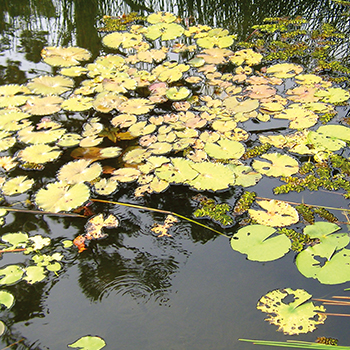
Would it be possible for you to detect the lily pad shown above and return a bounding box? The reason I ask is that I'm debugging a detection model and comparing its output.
[35,182,90,213]
[18,144,62,164]
[0,265,24,285]
[156,158,198,183]
[204,138,245,160]
[41,46,91,67]
[68,335,106,350]
[27,75,74,95]
[2,176,34,196]
[0,291,14,309]
[22,96,63,115]
[257,288,326,335]
[57,159,102,184]
[231,224,291,261]
[24,266,46,284]
[112,168,141,182]
[102,32,143,50]
[252,153,299,177]
[266,63,303,78]
[248,200,299,227]
[17,126,66,144]
[166,87,191,101]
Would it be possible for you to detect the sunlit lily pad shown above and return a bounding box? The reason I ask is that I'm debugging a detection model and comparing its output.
[2,176,34,196]
[248,199,299,227]
[102,32,143,50]
[187,161,235,191]
[56,133,82,147]
[27,75,74,95]
[252,153,299,177]
[41,46,91,67]
[223,96,259,114]
[0,265,24,285]
[228,165,262,187]
[315,87,350,104]
[59,66,88,77]
[123,148,149,164]
[24,266,46,284]
[61,96,94,112]
[17,126,66,144]
[257,288,326,335]
[112,168,141,182]
[147,142,173,155]
[18,144,62,164]
[0,110,31,131]
[265,63,303,78]
[22,96,63,115]
[0,290,14,309]
[274,106,318,129]
[166,87,191,101]
[147,12,177,24]
[118,98,154,115]
[156,158,198,183]
[68,335,106,350]
[35,181,90,212]
[128,121,156,136]
[204,138,245,160]
[94,178,118,195]
[231,225,290,261]
[57,159,102,184]
[145,23,185,41]
[196,28,235,48]
[230,49,263,66]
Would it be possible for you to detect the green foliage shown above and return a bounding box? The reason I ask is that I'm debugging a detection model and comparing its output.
[68,336,106,350]
[233,191,256,215]
[98,13,145,32]
[316,337,338,346]
[277,227,316,252]
[242,143,272,160]
[192,194,233,226]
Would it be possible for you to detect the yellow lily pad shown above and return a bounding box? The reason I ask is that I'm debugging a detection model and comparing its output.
[18,144,62,164]
[41,46,91,67]
[2,176,34,196]
[27,75,74,95]
[57,159,102,184]
[252,153,299,177]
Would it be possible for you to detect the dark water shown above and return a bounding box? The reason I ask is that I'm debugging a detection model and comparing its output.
[1,1,350,349]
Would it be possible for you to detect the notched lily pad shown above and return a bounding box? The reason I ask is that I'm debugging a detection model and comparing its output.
[231,224,291,261]
[252,153,299,177]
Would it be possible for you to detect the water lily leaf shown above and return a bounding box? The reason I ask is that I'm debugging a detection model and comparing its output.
[231,225,291,261]
[79,136,103,148]
[29,235,51,250]
[252,153,299,177]
[211,120,237,132]
[156,158,198,183]
[128,121,156,136]
[93,93,127,113]
[265,63,303,78]
[297,247,350,284]
[2,176,34,196]
[315,87,350,104]
[61,96,93,112]
[257,288,326,335]
[0,84,30,96]
[197,48,232,64]
[166,87,191,101]
[308,126,348,152]
[118,98,154,115]
[41,46,91,67]
[147,12,177,24]
[0,137,16,151]
[228,165,262,187]
[102,74,137,93]
[57,159,102,184]
[27,75,74,95]
[0,110,31,131]
[147,142,173,155]
[22,96,63,115]
[0,265,24,285]
[94,178,118,195]
[46,262,61,272]
[35,182,90,213]
[0,156,17,171]
[123,148,149,164]
[112,168,141,182]
[204,138,245,160]
[145,23,185,41]
[246,85,276,100]
[295,74,330,86]
[274,106,318,129]
[1,232,28,248]
[111,114,137,129]
[197,33,234,49]
[0,291,14,309]
[24,266,46,284]
[18,144,62,164]
[17,126,65,144]
[57,133,82,147]
[0,84,30,107]
[59,66,88,77]
[286,86,320,103]
[223,96,259,114]
[68,335,106,350]
[102,32,143,50]
[187,162,235,191]
[230,49,263,66]
[248,199,299,227]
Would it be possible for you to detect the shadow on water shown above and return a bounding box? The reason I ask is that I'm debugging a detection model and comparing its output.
[0,0,350,349]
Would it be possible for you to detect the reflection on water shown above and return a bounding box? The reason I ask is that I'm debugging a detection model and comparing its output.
[0,0,350,349]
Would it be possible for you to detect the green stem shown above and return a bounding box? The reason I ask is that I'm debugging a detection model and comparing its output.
[91,198,230,238]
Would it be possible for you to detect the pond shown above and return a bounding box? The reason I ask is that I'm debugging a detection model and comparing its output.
[0,1,350,349]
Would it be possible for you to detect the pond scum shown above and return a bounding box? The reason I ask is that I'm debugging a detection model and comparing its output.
[0,9,350,349]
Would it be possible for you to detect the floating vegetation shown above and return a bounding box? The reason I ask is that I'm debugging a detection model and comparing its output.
[192,194,234,226]
[233,191,256,215]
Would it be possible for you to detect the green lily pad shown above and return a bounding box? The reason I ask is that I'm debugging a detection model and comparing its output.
[24,266,46,284]
[187,161,235,191]
[29,235,51,250]
[68,335,106,350]
[166,87,191,101]
[155,158,198,183]
[252,153,299,177]
[145,23,185,41]
[228,165,262,187]
[0,291,14,309]
[231,224,291,261]
[2,176,34,196]
[257,288,326,335]
[0,265,24,285]
[204,138,245,160]
[35,182,90,213]
[57,159,102,184]
[315,87,350,104]
[1,232,28,248]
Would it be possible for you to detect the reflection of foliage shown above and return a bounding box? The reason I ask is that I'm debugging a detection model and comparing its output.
[192,194,234,226]
[19,30,48,63]
[98,12,146,32]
